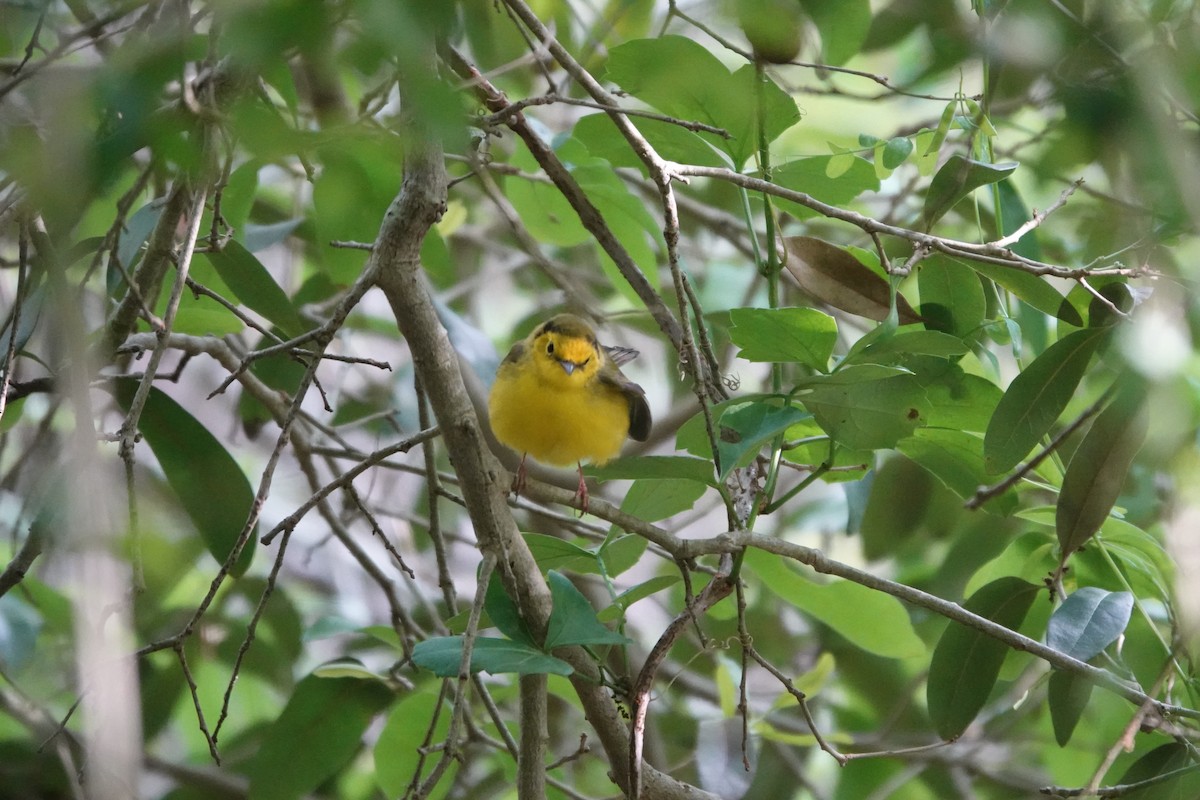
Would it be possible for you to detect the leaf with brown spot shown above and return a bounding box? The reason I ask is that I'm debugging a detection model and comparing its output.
[782,236,922,324]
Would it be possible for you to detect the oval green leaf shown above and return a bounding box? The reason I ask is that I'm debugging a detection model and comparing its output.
[411,636,573,677]
[983,327,1109,474]
[1048,668,1094,747]
[729,306,838,370]
[923,155,1019,229]
[246,668,394,800]
[1056,383,1148,559]
[918,256,985,339]
[115,383,257,575]
[927,577,1040,740]
[1046,587,1133,662]
[203,240,306,337]
[745,548,924,659]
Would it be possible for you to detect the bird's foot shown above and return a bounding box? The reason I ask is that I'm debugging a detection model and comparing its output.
[510,454,528,498]
[573,463,589,516]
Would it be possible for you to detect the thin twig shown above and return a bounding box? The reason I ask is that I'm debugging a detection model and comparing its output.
[992,179,1083,248]
[629,556,735,800]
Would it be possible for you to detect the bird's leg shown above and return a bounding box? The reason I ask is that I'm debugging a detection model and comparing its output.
[574,462,589,515]
[511,453,528,497]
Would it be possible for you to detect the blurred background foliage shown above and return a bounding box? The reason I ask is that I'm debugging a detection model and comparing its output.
[2,0,1200,799]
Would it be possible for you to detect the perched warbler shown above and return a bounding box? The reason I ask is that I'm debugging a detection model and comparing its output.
[487,314,652,512]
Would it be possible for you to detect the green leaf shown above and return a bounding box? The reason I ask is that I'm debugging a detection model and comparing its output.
[927,577,1040,740]
[1046,587,1133,662]
[806,364,912,384]
[1114,743,1200,800]
[923,155,1018,229]
[505,143,590,246]
[715,400,811,481]
[484,577,535,646]
[729,306,837,369]
[522,533,599,574]
[374,688,451,798]
[598,534,649,578]
[964,530,1057,596]
[918,256,986,339]
[899,428,1016,515]
[802,372,929,451]
[782,236,922,323]
[803,0,871,65]
[917,364,1003,433]
[916,101,957,175]
[983,327,1109,473]
[586,455,717,486]
[745,549,924,659]
[846,329,969,363]
[204,242,306,338]
[573,114,726,169]
[312,659,385,681]
[411,636,573,677]
[603,36,798,167]
[620,478,707,523]
[965,260,1081,325]
[114,384,256,575]
[772,156,880,220]
[858,455,938,560]
[1056,383,1148,559]
[574,157,662,288]
[597,575,681,623]
[246,669,393,800]
[544,571,630,649]
[995,178,1043,261]
[1048,668,1094,747]
[881,136,914,169]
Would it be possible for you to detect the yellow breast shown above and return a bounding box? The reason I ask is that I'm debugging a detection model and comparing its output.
[488,358,630,467]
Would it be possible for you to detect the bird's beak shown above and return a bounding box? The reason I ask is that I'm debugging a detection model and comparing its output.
[558,360,577,375]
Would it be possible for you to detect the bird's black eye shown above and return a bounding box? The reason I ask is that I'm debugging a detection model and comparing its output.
[546,341,555,355]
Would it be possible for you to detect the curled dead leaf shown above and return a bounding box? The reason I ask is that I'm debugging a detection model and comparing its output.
[782,236,922,324]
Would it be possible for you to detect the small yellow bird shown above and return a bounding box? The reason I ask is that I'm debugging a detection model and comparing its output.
[488,314,652,512]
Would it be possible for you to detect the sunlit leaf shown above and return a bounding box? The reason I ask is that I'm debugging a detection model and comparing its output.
[598,575,681,623]
[729,306,837,369]
[604,36,798,167]
[772,156,880,220]
[522,533,599,575]
[374,687,451,798]
[923,155,1018,229]
[899,428,1016,515]
[587,455,717,486]
[745,549,924,659]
